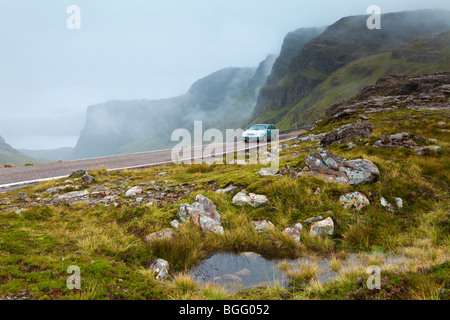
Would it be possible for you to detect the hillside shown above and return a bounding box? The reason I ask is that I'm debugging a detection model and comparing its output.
[248,9,450,127]
[71,55,276,159]
[0,136,37,167]
[0,72,448,300]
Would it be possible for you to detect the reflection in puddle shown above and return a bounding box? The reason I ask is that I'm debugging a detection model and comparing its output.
[190,252,290,293]
[190,251,408,294]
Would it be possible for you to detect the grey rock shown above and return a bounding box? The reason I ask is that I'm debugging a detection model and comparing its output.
[232,191,269,207]
[283,223,303,243]
[149,259,169,280]
[125,186,143,197]
[310,217,334,237]
[252,220,275,233]
[339,192,370,211]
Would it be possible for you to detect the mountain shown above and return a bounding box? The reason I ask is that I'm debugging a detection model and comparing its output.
[72,55,276,159]
[0,135,37,167]
[248,9,450,128]
[247,26,326,125]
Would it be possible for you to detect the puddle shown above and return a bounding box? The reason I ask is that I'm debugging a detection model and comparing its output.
[190,252,290,293]
[190,251,410,294]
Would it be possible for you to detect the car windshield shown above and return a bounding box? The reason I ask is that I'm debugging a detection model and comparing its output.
[248,125,267,130]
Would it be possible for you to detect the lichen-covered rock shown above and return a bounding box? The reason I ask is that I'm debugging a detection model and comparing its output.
[144,228,174,243]
[310,217,334,237]
[56,190,89,200]
[82,172,95,184]
[339,192,370,211]
[176,194,223,234]
[283,223,303,243]
[232,191,269,207]
[149,259,169,280]
[380,197,394,212]
[170,220,180,228]
[394,197,403,209]
[304,216,324,225]
[215,185,238,194]
[125,186,143,197]
[319,121,373,147]
[255,169,281,177]
[252,220,275,233]
[294,150,379,186]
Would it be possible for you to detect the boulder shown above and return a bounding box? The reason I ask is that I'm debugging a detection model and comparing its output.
[295,150,379,186]
[215,185,238,194]
[297,133,326,142]
[144,228,174,243]
[125,186,143,197]
[149,259,169,280]
[339,192,370,211]
[414,146,442,154]
[81,173,95,184]
[69,169,87,178]
[56,190,89,200]
[310,217,334,237]
[255,169,281,177]
[319,121,373,147]
[232,191,269,207]
[283,223,303,243]
[304,216,324,225]
[176,194,223,234]
[252,220,275,233]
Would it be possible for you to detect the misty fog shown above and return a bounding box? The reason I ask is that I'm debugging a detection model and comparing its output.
[1,0,450,154]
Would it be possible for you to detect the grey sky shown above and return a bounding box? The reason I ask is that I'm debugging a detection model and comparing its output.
[1,0,449,149]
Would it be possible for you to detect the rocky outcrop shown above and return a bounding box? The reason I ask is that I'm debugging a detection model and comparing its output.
[374,132,442,154]
[249,10,450,127]
[177,194,223,234]
[292,150,379,186]
[327,72,450,122]
[319,121,373,147]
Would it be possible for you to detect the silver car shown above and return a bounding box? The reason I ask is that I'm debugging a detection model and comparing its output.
[242,124,277,143]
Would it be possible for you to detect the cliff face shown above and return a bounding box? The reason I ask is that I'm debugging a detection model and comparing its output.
[249,9,450,127]
[247,27,326,124]
[71,55,276,159]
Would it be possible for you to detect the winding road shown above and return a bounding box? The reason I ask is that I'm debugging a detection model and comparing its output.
[0,132,303,190]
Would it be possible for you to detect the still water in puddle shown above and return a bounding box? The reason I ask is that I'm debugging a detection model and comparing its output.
[190,251,405,293]
[190,252,290,293]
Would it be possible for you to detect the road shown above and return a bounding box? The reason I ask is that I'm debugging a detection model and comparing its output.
[0,132,302,190]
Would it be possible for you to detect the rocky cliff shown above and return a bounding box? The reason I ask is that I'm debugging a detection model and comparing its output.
[249,9,450,127]
[72,55,276,159]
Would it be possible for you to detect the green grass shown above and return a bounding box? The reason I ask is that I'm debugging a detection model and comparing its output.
[0,107,448,300]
